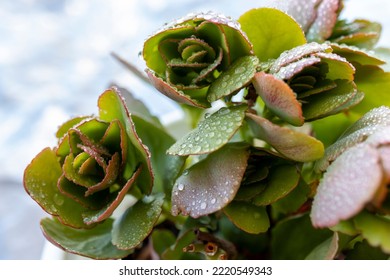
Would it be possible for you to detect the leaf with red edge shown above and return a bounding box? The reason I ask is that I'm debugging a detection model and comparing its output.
[311,143,383,228]
[171,143,250,218]
[24,148,92,229]
[98,87,154,194]
[246,113,324,162]
[252,71,304,126]
[306,0,341,42]
[41,217,132,259]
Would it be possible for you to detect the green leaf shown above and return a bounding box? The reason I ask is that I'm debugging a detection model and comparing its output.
[56,116,90,139]
[223,201,269,234]
[331,43,385,66]
[168,105,247,156]
[146,70,209,108]
[316,106,390,172]
[253,164,300,206]
[345,240,390,260]
[252,71,304,126]
[352,65,390,114]
[162,230,197,260]
[331,220,360,236]
[41,218,132,259]
[305,232,339,260]
[132,115,185,196]
[171,143,250,218]
[246,113,324,162]
[23,148,90,228]
[302,80,358,121]
[111,194,164,250]
[271,214,333,259]
[151,229,177,257]
[238,8,306,62]
[354,212,390,254]
[98,88,153,194]
[207,56,258,102]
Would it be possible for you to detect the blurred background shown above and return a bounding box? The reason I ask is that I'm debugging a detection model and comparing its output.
[0,0,389,259]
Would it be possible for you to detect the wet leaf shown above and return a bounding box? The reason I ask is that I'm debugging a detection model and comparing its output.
[24,148,91,228]
[171,143,250,218]
[306,0,341,42]
[270,42,331,74]
[98,87,153,194]
[305,232,339,260]
[278,0,321,32]
[111,194,164,250]
[207,56,258,102]
[238,8,306,62]
[223,201,269,234]
[56,116,90,139]
[41,218,132,259]
[316,106,390,171]
[253,165,300,206]
[168,105,247,156]
[302,80,358,121]
[352,65,390,114]
[354,211,390,254]
[252,71,304,126]
[246,113,324,162]
[331,43,385,66]
[311,144,383,228]
[271,214,333,259]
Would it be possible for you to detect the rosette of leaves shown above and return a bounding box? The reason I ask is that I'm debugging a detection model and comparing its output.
[143,11,255,108]
[23,87,182,259]
[252,42,362,126]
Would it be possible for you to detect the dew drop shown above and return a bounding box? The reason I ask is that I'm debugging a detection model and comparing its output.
[183,169,189,176]
[178,183,185,191]
[200,202,207,210]
[221,81,228,88]
[193,145,202,153]
[211,198,217,204]
[218,107,230,115]
[53,194,64,206]
[204,113,211,119]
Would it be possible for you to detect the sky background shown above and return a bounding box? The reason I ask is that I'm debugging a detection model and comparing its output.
[1,0,389,259]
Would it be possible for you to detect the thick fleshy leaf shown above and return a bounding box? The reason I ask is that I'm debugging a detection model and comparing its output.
[271,214,333,259]
[82,166,142,225]
[353,211,390,254]
[331,43,385,66]
[171,143,250,218]
[274,57,322,81]
[253,164,300,206]
[270,42,331,73]
[316,106,390,171]
[252,72,304,126]
[207,56,258,102]
[168,105,247,156]
[223,201,269,234]
[238,8,306,62]
[132,115,185,195]
[111,194,164,250]
[162,230,197,260]
[313,52,355,81]
[246,113,324,162]
[306,0,340,42]
[98,87,153,194]
[24,148,91,228]
[352,65,390,114]
[305,232,339,260]
[56,116,90,139]
[302,80,358,121]
[311,144,383,228]
[151,229,177,257]
[41,218,132,259]
[146,70,209,108]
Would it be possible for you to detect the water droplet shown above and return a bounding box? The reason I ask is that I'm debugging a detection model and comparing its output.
[208,132,215,137]
[200,202,207,209]
[53,194,64,206]
[193,145,202,153]
[218,107,230,115]
[204,113,211,119]
[254,212,261,220]
[183,169,189,176]
[211,198,217,204]
[221,81,227,88]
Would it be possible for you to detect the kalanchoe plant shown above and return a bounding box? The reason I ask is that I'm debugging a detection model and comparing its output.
[25,0,390,260]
